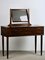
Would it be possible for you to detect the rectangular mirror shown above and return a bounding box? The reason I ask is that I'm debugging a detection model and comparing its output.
[10,9,29,22]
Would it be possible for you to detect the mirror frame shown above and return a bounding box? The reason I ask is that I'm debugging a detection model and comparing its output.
[10,9,31,25]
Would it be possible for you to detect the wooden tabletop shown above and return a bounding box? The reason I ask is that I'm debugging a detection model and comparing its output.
[1,24,44,28]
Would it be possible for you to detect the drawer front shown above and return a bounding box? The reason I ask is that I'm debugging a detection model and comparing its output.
[7,27,44,36]
[16,27,44,35]
[1,27,44,36]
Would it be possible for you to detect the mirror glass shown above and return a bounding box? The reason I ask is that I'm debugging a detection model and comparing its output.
[11,9,28,22]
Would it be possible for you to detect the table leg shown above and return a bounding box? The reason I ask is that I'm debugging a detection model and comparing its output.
[7,37,9,59]
[35,35,37,54]
[2,36,4,56]
[41,35,43,56]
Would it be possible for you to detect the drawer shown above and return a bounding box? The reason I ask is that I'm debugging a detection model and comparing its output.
[1,26,44,36]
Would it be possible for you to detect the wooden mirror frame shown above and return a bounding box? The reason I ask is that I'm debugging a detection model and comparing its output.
[9,9,31,25]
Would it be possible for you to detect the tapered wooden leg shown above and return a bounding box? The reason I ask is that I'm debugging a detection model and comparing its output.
[35,35,37,54]
[7,37,9,59]
[41,35,43,56]
[2,36,4,56]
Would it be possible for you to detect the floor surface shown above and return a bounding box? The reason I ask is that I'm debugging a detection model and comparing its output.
[0,51,45,60]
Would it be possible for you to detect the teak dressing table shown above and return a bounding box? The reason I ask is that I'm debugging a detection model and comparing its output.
[1,9,44,59]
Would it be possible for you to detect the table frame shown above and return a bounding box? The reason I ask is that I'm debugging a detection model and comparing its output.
[2,35,43,59]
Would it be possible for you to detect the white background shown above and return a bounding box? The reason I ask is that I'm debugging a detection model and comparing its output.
[0,0,45,51]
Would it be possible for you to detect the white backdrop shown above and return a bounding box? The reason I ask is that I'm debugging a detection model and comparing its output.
[0,0,45,51]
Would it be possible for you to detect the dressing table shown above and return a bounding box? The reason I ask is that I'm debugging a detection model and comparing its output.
[1,9,44,59]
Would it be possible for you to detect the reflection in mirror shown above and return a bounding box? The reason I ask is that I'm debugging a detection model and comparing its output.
[11,9,28,22]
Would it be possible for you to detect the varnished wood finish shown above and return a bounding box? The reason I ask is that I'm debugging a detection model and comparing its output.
[35,35,37,54]
[41,35,43,56]
[1,9,44,59]
[1,25,44,59]
[7,37,9,59]
[10,9,12,25]
[1,25,44,37]
[2,36,4,56]
[26,9,30,24]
